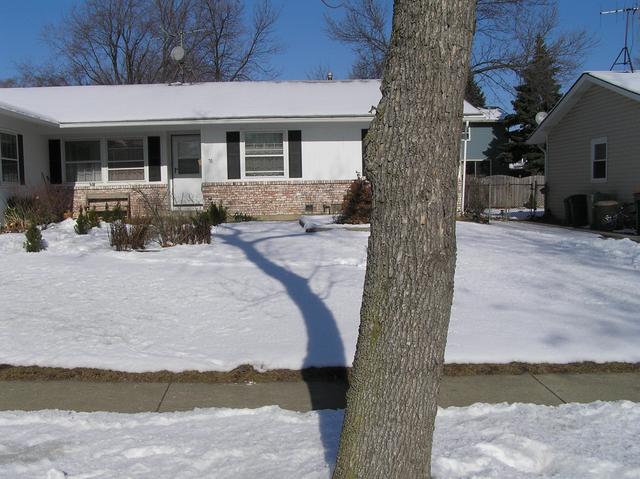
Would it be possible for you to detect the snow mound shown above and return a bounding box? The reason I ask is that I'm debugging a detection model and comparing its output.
[0,402,638,478]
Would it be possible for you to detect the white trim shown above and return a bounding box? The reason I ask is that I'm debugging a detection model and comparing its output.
[590,137,608,183]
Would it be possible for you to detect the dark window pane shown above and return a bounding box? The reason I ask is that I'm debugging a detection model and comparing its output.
[2,159,18,183]
[65,141,101,163]
[594,143,607,161]
[108,138,143,165]
[0,133,17,160]
[593,160,606,179]
[245,132,284,155]
[178,157,200,175]
[245,155,284,176]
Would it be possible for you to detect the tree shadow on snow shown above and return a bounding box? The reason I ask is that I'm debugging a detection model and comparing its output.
[219,225,349,465]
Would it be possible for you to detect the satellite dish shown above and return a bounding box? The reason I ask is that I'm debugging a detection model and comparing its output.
[535,111,548,125]
[170,45,185,62]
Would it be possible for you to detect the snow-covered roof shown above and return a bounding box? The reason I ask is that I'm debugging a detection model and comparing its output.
[529,71,640,144]
[0,79,492,127]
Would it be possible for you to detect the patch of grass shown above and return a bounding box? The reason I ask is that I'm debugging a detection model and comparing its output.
[0,362,638,383]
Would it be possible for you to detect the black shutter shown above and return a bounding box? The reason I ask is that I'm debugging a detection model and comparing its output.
[147,136,161,182]
[288,130,302,178]
[226,131,241,179]
[48,139,62,184]
[361,129,369,176]
[17,134,25,185]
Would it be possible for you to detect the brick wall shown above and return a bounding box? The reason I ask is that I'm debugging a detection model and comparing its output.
[56,184,169,217]
[202,180,353,216]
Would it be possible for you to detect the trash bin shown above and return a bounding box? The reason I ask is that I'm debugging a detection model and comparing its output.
[563,194,588,227]
[635,198,640,235]
[563,197,573,226]
[593,200,619,231]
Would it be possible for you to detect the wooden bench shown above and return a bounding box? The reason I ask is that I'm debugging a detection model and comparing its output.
[85,192,130,216]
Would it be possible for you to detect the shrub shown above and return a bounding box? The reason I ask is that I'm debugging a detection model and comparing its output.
[2,187,69,232]
[232,212,256,223]
[74,208,91,235]
[86,207,101,229]
[207,202,228,225]
[191,211,212,244]
[100,203,127,223]
[108,219,150,251]
[336,177,372,224]
[24,223,44,252]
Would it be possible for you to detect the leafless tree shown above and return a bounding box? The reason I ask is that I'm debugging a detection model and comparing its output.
[4,0,281,86]
[324,0,594,95]
[324,0,390,79]
[197,0,281,81]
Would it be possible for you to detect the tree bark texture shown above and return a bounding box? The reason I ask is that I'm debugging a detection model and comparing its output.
[332,1,476,478]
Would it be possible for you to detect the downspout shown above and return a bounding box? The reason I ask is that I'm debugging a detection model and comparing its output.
[460,121,469,214]
[536,135,548,215]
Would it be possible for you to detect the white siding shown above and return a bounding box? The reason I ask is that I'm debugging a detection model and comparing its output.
[200,121,369,182]
[547,84,640,218]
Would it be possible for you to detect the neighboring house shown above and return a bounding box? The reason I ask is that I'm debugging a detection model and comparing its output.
[458,106,505,213]
[528,71,640,221]
[0,80,499,220]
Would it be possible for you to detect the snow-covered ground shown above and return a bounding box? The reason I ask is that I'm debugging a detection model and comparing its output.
[0,401,638,478]
[1,218,639,371]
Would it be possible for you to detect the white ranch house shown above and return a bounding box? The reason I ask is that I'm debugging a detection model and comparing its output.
[0,80,501,220]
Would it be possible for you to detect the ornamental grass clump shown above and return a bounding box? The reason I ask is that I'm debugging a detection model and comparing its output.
[24,223,44,252]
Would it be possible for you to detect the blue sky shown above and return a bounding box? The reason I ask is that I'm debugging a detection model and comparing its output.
[0,0,638,107]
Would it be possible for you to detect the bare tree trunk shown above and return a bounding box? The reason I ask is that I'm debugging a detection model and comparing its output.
[332,1,476,478]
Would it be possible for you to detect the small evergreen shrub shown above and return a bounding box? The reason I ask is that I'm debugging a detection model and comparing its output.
[336,177,372,224]
[231,212,256,222]
[100,203,127,223]
[87,207,101,229]
[74,208,91,235]
[24,223,44,252]
[207,202,228,225]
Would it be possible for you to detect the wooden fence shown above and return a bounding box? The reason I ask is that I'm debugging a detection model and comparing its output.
[465,175,545,211]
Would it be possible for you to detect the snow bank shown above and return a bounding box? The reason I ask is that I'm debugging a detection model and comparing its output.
[0,402,638,478]
[299,215,370,232]
[1,219,639,371]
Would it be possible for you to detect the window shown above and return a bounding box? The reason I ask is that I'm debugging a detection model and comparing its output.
[65,140,102,182]
[244,132,285,177]
[108,138,144,181]
[591,138,607,181]
[1,132,19,183]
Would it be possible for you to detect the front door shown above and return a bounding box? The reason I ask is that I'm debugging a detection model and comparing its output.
[171,134,203,207]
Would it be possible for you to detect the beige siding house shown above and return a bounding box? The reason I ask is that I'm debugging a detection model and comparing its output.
[529,72,640,221]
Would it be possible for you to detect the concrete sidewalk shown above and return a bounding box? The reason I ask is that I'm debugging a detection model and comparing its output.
[0,373,638,413]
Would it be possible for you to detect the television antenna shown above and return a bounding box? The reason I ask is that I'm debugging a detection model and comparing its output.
[162,28,207,83]
[601,6,640,72]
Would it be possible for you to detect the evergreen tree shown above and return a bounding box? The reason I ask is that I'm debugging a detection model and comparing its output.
[501,35,561,174]
[465,73,486,108]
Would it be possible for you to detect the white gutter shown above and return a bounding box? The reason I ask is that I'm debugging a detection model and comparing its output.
[0,101,59,127]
